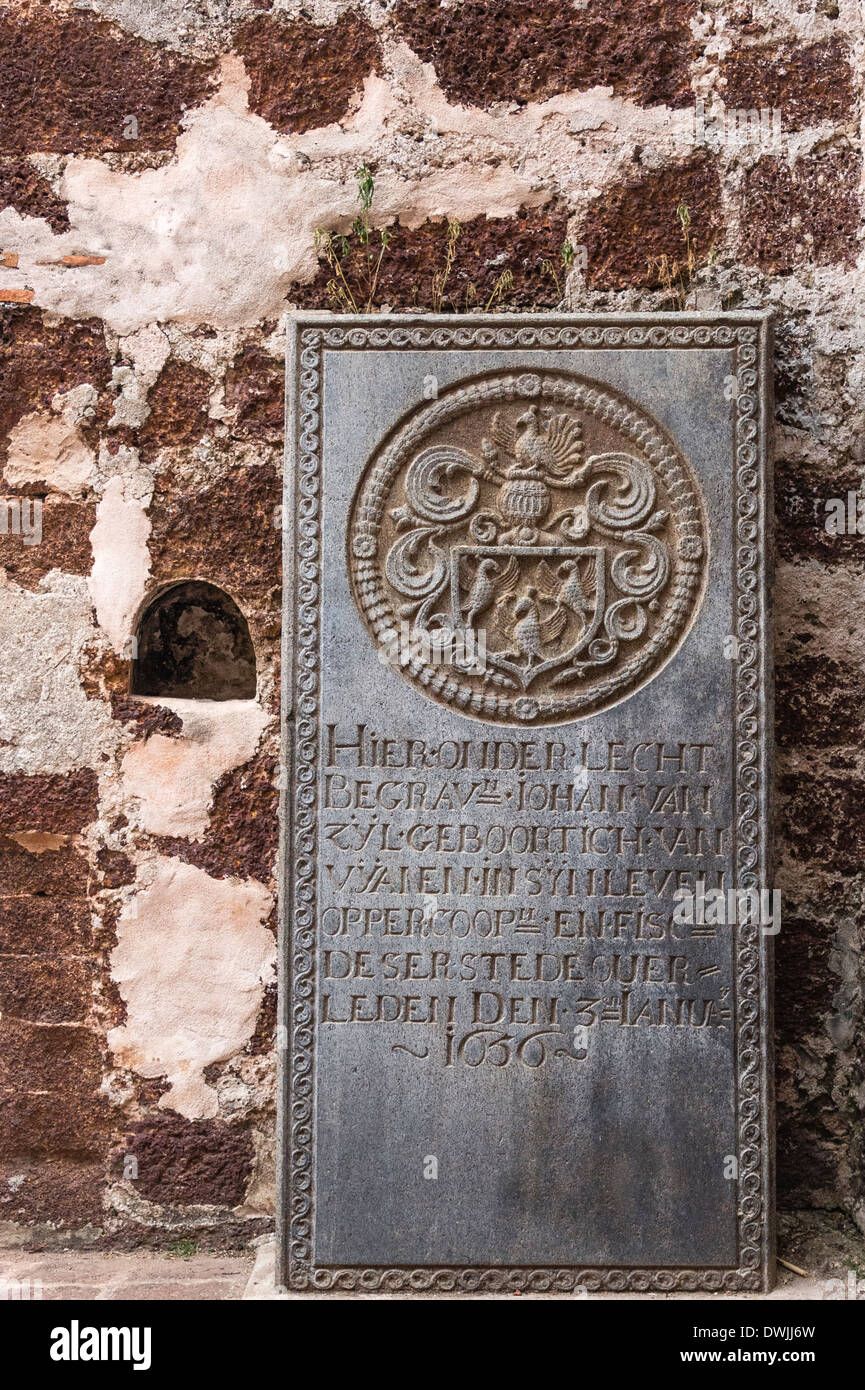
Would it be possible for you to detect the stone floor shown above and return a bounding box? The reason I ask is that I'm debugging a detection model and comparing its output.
[0,1250,254,1301]
[1,1211,861,1301]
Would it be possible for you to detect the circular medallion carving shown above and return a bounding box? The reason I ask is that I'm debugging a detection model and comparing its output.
[348,370,708,725]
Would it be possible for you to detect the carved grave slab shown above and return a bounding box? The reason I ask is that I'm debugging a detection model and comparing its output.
[280,313,774,1294]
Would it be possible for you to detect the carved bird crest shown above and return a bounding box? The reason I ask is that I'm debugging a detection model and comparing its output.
[485,405,586,483]
[537,558,596,618]
[460,554,520,628]
[503,586,568,663]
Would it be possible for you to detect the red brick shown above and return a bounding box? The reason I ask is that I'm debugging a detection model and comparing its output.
[0,498,96,589]
[0,956,93,1024]
[777,656,865,749]
[0,1089,110,1159]
[147,465,281,611]
[0,897,93,954]
[0,1019,102,1093]
[775,455,863,565]
[722,38,854,132]
[0,8,216,154]
[579,155,722,290]
[94,849,136,890]
[0,307,111,462]
[235,11,381,134]
[135,358,213,456]
[224,344,284,443]
[774,913,837,1049]
[296,203,571,313]
[119,1116,254,1207]
[740,147,860,274]
[246,980,276,1056]
[0,835,90,896]
[396,0,697,110]
[109,695,184,738]
[779,771,865,878]
[0,1157,105,1227]
[0,156,69,231]
[0,770,98,834]
[154,752,278,885]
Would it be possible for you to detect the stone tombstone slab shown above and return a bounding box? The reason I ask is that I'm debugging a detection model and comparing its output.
[280,313,774,1294]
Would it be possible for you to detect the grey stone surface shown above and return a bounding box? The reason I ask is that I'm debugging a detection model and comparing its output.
[280,314,774,1295]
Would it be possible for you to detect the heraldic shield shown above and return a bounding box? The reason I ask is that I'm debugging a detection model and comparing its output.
[450,545,606,691]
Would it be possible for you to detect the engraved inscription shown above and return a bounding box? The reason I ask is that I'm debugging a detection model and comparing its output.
[349,371,708,725]
[321,726,732,1073]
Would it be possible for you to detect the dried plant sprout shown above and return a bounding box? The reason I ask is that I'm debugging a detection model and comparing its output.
[540,237,577,298]
[430,219,461,313]
[648,200,716,311]
[314,164,393,314]
[313,168,576,314]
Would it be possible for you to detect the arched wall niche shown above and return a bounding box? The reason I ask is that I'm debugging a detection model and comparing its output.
[130,580,257,700]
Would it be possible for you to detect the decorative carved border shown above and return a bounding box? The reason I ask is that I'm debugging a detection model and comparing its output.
[284,316,772,1294]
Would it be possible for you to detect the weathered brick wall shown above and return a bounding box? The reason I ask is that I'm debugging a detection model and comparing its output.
[0,0,862,1247]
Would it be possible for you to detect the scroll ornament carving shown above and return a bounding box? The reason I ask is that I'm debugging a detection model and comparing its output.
[350,372,707,725]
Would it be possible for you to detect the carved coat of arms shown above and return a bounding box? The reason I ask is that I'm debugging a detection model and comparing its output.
[350,372,706,725]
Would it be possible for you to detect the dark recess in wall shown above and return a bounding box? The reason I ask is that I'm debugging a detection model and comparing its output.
[131,581,257,700]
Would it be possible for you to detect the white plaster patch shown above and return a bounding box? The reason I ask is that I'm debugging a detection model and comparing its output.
[88,474,152,652]
[0,49,675,334]
[4,410,95,496]
[119,698,270,838]
[109,323,172,429]
[108,857,275,1119]
[0,583,118,774]
[122,323,172,383]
